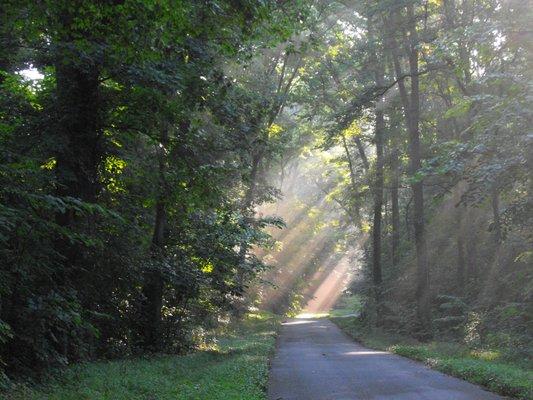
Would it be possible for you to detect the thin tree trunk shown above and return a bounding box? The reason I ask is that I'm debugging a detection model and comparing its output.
[405,196,412,242]
[341,134,362,226]
[372,107,384,289]
[141,123,170,351]
[367,18,386,322]
[491,186,502,243]
[354,137,369,171]
[456,207,466,294]
[234,148,264,310]
[371,54,385,293]
[239,153,261,235]
[466,233,478,283]
[406,4,431,335]
[390,148,401,267]
[526,134,533,210]
[387,6,431,334]
[342,134,359,185]
[142,201,166,350]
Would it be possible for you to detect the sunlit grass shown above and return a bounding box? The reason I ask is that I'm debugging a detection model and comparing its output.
[295,312,330,318]
[296,295,363,319]
[328,295,363,317]
[470,349,501,361]
[5,313,280,400]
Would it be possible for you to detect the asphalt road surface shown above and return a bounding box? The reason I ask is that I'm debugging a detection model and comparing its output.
[268,318,504,400]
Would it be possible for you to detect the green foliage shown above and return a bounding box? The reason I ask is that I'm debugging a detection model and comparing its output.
[3,313,280,400]
[0,0,309,382]
[328,295,363,318]
[432,295,468,335]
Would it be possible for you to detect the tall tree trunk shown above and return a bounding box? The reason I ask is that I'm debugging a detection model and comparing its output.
[55,59,101,208]
[526,133,533,211]
[354,137,370,171]
[238,151,262,266]
[142,201,166,350]
[387,6,431,335]
[390,146,401,267]
[54,35,101,292]
[341,134,363,225]
[387,63,402,267]
[406,4,431,335]
[233,148,264,317]
[491,186,502,244]
[372,107,384,295]
[405,196,412,242]
[54,7,102,208]
[49,7,104,361]
[368,18,385,321]
[371,64,385,293]
[466,233,478,283]
[141,124,169,351]
[456,207,466,294]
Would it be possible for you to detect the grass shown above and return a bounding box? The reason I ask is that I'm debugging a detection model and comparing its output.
[330,314,533,400]
[328,295,363,318]
[4,312,280,400]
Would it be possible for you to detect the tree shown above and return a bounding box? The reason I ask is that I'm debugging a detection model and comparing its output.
[383,3,431,335]
[0,0,307,377]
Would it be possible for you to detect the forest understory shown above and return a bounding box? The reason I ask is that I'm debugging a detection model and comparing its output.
[4,313,279,400]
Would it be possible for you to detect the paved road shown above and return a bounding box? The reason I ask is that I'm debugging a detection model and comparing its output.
[268,318,504,400]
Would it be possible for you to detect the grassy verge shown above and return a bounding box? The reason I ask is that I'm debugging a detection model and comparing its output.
[330,315,532,400]
[4,312,280,400]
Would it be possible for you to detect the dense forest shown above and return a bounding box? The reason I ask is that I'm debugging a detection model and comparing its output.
[257,0,531,356]
[0,0,531,394]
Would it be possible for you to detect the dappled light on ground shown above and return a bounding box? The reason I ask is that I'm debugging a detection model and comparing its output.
[295,312,329,319]
[343,350,388,356]
[282,319,315,325]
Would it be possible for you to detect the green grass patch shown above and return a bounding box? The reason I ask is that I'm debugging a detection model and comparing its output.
[295,295,363,319]
[330,316,533,400]
[328,295,363,318]
[4,312,280,400]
